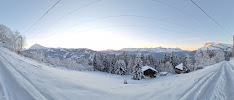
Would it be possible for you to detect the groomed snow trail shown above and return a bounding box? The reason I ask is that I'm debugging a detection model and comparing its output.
[0,47,233,100]
[179,62,234,100]
[0,52,48,100]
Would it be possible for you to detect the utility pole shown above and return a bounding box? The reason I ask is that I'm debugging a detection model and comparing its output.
[233,35,234,56]
[20,36,22,57]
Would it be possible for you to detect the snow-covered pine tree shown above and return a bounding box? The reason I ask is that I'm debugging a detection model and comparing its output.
[132,54,144,80]
[102,55,110,72]
[158,60,165,72]
[93,54,98,70]
[202,51,210,66]
[170,52,179,68]
[182,54,193,73]
[165,62,175,74]
[153,56,159,70]
[214,50,225,63]
[115,59,127,75]
[93,54,104,71]
[225,50,233,61]
[194,50,203,70]
[127,57,135,75]
[146,54,154,67]
[140,53,146,66]
[109,54,116,74]
[175,55,179,66]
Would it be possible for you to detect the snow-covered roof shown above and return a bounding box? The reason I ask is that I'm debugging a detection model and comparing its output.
[175,63,183,70]
[142,66,158,72]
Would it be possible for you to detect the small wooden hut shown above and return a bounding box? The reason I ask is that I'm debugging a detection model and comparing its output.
[175,63,183,74]
[142,66,158,78]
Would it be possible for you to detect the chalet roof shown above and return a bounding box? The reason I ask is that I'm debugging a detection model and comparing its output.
[175,63,183,70]
[142,66,158,73]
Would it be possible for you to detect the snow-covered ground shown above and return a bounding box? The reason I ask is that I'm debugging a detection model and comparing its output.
[0,46,234,100]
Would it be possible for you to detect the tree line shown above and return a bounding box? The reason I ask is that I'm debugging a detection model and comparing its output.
[93,49,229,80]
[0,24,26,53]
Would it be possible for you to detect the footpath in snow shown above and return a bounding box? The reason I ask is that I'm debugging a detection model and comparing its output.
[0,47,233,100]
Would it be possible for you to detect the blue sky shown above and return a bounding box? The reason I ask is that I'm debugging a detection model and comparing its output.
[0,0,233,50]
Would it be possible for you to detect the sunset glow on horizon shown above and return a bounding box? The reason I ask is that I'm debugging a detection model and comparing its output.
[1,0,233,51]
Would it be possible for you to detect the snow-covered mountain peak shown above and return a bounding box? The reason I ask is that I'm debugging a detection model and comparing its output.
[28,44,47,50]
[199,42,232,51]
[120,47,185,53]
[204,42,219,47]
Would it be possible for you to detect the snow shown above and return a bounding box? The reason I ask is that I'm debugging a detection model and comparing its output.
[159,72,168,75]
[0,46,234,100]
[175,63,183,70]
[142,66,157,72]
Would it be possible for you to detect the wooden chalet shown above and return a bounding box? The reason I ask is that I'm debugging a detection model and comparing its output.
[175,63,183,74]
[142,66,158,78]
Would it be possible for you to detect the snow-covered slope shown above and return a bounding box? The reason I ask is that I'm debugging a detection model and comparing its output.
[199,42,232,51]
[0,46,233,100]
[28,44,47,50]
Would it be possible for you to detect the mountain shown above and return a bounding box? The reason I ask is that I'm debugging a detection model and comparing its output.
[120,47,186,53]
[25,44,191,61]
[28,44,47,50]
[199,42,232,52]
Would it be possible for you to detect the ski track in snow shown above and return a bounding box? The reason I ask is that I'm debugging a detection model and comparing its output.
[0,47,234,100]
[179,62,234,100]
[0,52,48,100]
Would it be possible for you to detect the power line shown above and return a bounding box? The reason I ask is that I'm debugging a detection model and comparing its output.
[152,0,231,42]
[152,0,200,22]
[29,14,208,40]
[24,0,61,34]
[42,24,207,43]
[27,0,103,40]
[191,0,232,36]
[151,0,222,39]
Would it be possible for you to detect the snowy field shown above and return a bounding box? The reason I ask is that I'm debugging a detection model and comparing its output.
[0,46,234,100]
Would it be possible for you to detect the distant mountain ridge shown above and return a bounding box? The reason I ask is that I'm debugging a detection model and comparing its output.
[120,47,186,53]
[199,42,232,52]
[26,44,191,61]
[28,44,47,50]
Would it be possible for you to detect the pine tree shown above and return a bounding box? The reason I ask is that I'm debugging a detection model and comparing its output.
[109,54,116,74]
[140,53,146,66]
[202,51,210,66]
[182,54,193,73]
[153,56,159,70]
[127,57,135,75]
[214,50,225,63]
[146,54,154,67]
[115,59,127,75]
[165,62,175,74]
[93,54,98,71]
[170,52,178,67]
[132,54,144,80]
[194,50,202,70]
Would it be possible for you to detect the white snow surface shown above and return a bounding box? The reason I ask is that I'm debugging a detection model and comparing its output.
[175,63,183,70]
[0,47,234,100]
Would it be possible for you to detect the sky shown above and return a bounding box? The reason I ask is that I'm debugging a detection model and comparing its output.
[0,0,234,51]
